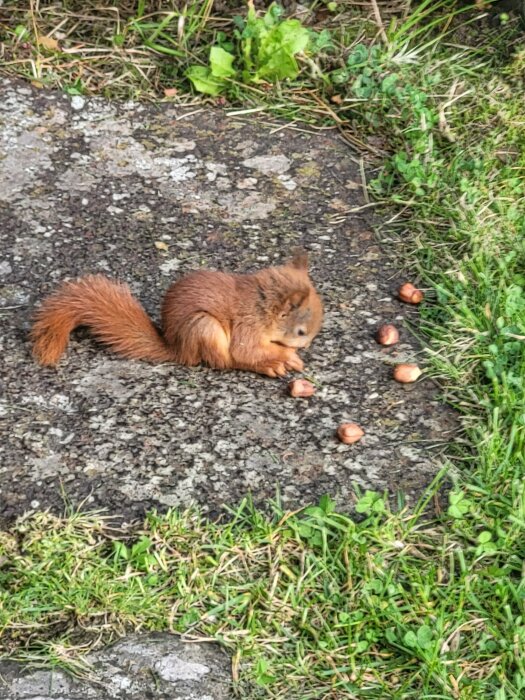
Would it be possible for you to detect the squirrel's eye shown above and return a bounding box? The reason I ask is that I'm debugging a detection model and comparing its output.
[297,328,306,337]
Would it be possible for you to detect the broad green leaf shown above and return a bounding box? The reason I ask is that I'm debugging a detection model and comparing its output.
[309,28,333,53]
[372,497,386,513]
[417,625,433,650]
[352,74,376,99]
[448,504,465,519]
[347,43,369,67]
[255,658,276,686]
[131,535,152,554]
[403,630,418,648]
[265,20,309,56]
[252,20,309,81]
[304,506,325,518]
[296,523,313,538]
[15,24,28,38]
[113,541,129,560]
[477,531,492,544]
[449,491,464,505]
[185,66,224,95]
[381,73,399,96]
[263,3,284,28]
[255,49,298,82]
[330,67,349,85]
[385,627,397,644]
[210,46,236,78]
[319,494,335,514]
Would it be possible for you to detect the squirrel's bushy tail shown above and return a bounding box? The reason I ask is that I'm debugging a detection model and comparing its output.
[31,275,176,366]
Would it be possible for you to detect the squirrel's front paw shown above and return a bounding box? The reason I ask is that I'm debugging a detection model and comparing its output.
[259,360,289,377]
[284,351,304,373]
[260,351,303,377]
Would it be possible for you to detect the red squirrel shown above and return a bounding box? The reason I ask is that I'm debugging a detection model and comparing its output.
[31,250,323,377]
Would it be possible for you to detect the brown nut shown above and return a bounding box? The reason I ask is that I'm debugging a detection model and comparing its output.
[337,423,364,444]
[288,379,316,398]
[393,363,422,383]
[398,282,424,305]
[376,324,400,346]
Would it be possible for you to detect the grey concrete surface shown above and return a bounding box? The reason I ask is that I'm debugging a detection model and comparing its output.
[0,633,233,699]
[0,77,456,524]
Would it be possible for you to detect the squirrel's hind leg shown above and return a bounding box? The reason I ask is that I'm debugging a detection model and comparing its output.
[176,313,232,370]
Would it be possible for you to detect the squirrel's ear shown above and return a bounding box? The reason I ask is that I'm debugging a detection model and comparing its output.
[289,248,309,271]
[279,289,308,316]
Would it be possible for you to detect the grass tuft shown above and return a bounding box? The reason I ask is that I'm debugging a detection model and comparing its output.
[2,490,523,697]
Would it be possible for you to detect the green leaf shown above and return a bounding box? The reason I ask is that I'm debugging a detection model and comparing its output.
[296,523,313,538]
[252,20,309,82]
[477,531,492,544]
[477,541,497,554]
[304,507,326,520]
[131,535,152,557]
[185,66,225,96]
[276,19,309,54]
[385,627,397,644]
[366,578,383,594]
[372,497,385,513]
[233,14,245,31]
[352,74,377,99]
[319,494,335,514]
[330,68,349,85]
[355,490,383,514]
[180,608,200,627]
[263,3,284,28]
[255,658,276,686]
[403,630,418,648]
[310,532,323,547]
[417,625,433,650]
[448,505,461,519]
[449,491,464,505]
[14,25,28,39]
[209,46,236,78]
[347,43,369,68]
[255,49,299,82]
[381,73,399,96]
[309,28,333,53]
[113,541,129,560]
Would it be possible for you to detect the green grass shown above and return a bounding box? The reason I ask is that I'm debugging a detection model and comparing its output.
[3,488,522,698]
[1,0,525,697]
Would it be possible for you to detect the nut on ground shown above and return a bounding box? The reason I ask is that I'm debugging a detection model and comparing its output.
[288,379,316,398]
[337,423,364,444]
[393,364,422,383]
[376,324,399,346]
[398,282,424,304]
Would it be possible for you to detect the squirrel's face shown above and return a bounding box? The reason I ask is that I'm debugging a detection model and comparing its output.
[272,287,323,349]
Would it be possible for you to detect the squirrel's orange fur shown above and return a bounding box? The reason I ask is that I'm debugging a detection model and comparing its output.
[31,251,323,377]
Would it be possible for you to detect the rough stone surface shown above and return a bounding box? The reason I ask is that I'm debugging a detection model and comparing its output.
[0,77,456,524]
[0,633,232,699]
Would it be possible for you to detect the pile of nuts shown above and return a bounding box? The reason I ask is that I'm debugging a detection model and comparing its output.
[288,281,425,445]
